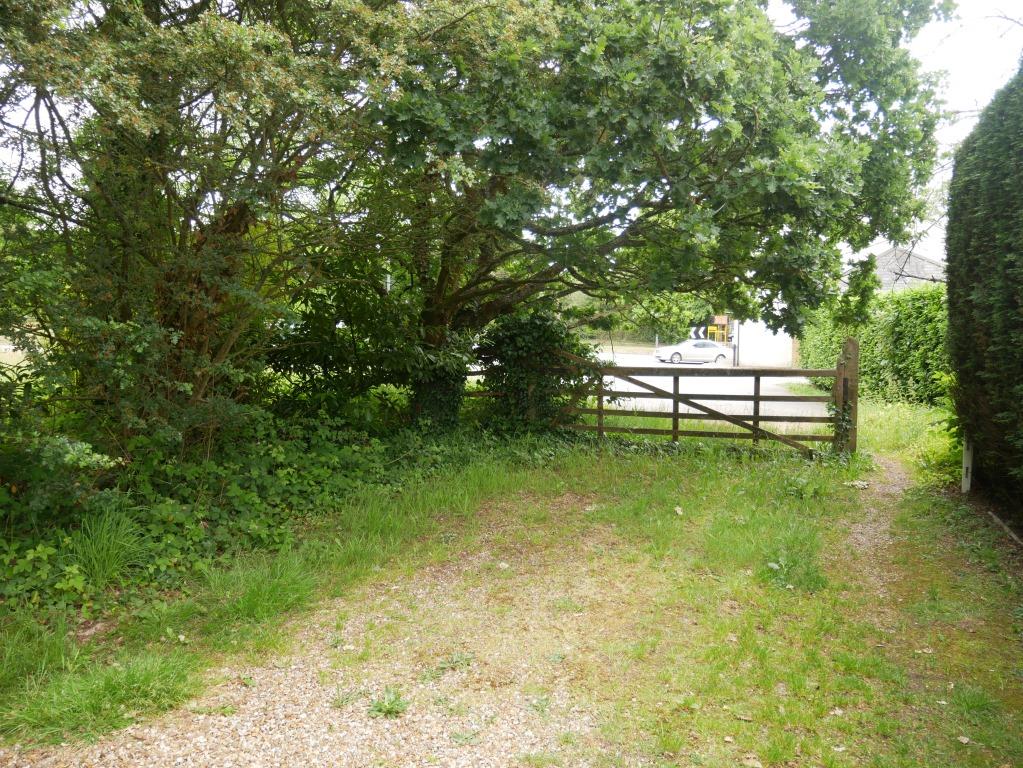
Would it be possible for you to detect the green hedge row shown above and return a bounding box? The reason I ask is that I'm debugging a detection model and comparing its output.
[946,64,1023,499]
[799,284,950,405]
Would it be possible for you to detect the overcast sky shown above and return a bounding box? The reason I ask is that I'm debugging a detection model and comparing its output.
[771,1,1023,262]
[912,2,1023,151]
[910,3,1023,260]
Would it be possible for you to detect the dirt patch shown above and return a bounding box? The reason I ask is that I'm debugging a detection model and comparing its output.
[831,455,914,623]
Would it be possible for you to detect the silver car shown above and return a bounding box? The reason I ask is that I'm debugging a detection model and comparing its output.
[655,339,730,365]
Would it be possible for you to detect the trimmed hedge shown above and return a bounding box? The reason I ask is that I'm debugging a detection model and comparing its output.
[799,284,950,405]
[946,64,1023,497]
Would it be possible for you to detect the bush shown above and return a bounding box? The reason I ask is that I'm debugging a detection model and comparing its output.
[946,64,1023,499]
[1,412,390,608]
[476,311,600,429]
[799,284,950,405]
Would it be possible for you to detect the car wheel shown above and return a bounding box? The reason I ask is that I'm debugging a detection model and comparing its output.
[715,354,726,365]
[670,352,682,364]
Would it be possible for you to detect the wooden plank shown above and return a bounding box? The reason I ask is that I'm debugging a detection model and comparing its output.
[595,366,838,378]
[569,408,833,424]
[600,390,831,403]
[563,424,833,441]
[612,371,815,455]
[554,350,835,379]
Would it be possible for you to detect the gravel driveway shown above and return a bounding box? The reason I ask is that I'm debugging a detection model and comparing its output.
[3,496,635,768]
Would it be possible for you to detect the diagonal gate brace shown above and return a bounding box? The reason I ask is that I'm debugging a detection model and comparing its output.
[611,372,814,456]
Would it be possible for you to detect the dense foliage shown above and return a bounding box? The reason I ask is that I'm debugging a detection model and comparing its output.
[1,413,388,607]
[477,311,600,428]
[0,0,950,607]
[800,284,950,405]
[946,63,1023,498]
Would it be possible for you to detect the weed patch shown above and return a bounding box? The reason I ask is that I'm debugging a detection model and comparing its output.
[368,687,408,718]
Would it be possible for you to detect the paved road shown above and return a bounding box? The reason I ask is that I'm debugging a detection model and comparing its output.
[597,351,830,422]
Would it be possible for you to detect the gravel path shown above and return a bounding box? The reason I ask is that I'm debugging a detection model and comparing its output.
[3,494,633,768]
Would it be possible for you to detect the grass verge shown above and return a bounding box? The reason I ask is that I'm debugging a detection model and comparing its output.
[1,398,1018,768]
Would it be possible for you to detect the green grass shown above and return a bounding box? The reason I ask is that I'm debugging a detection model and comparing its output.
[68,509,149,591]
[0,398,1018,767]
[0,612,82,705]
[3,652,196,742]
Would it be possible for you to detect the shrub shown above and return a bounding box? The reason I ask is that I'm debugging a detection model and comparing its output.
[799,284,950,405]
[1,412,389,608]
[408,345,472,430]
[946,63,1023,500]
[476,311,600,429]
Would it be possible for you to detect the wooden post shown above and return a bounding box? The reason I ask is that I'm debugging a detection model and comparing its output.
[752,375,761,444]
[833,347,847,452]
[843,337,859,453]
[961,438,973,493]
[832,338,859,453]
[597,382,605,439]
[672,375,680,442]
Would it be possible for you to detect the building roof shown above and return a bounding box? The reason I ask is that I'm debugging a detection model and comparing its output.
[873,246,945,291]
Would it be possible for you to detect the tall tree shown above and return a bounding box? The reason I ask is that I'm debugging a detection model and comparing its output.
[289,0,948,407]
[0,0,390,446]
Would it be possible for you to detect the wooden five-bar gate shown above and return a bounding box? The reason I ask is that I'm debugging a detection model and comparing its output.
[555,338,859,456]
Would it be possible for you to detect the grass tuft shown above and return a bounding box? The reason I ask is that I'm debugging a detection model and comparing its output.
[202,548,316,627]
[0,651,196,742]
[68,510,148,591]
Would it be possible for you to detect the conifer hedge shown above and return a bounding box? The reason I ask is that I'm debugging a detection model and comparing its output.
[799,284,949,405]
[946,64,1023,497]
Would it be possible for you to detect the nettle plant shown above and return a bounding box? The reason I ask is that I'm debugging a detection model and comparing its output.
[476,311,600,429]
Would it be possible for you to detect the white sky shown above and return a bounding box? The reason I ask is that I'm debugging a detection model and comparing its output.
[912,2,1023,151]
[772,1,1023,262]
[904,3,1023,260]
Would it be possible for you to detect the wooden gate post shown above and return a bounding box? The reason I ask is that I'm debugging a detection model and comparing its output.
[752,375,761,444]
[832,353,846,451]
[597,380,605,439]
[672,375,680,442]
[833,338,859,453]
[844,337,859,453]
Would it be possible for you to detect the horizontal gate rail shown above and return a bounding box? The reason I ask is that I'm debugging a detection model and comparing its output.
[571,407,833,423]
[599,390,830,403]
[562,424,835,441]
[579,366,839,377]
[550,339,859,455]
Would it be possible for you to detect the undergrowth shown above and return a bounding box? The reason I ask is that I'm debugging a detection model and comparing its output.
[0,397,996,748]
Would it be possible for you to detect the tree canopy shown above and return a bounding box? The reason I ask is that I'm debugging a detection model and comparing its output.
[0,0,949,443]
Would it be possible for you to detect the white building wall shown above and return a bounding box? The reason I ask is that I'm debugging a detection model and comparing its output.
[735,321,796,367]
